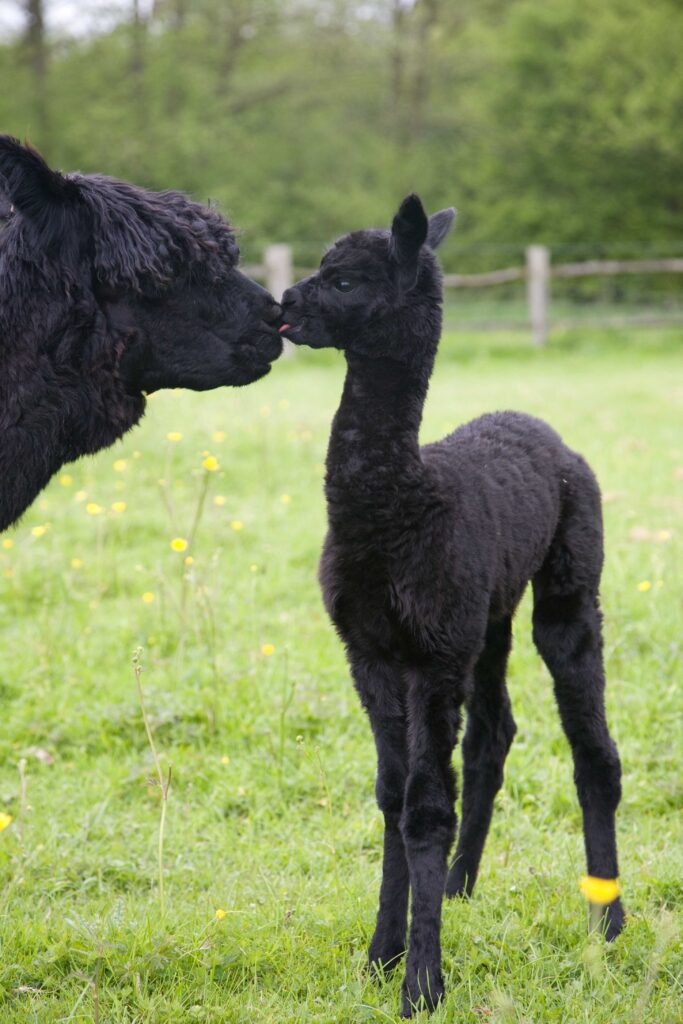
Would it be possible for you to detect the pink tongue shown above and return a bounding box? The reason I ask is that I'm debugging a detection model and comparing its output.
[278,323,291,334]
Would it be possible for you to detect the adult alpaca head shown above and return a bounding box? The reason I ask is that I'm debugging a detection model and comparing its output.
[0,136,282,531]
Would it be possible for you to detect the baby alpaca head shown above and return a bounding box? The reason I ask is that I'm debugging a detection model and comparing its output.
[0,136,283,394]
[280,194,455,365]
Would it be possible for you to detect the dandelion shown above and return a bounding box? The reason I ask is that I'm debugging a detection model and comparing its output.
[212,431,226,443]
[202,455,219,472]
[170,538,188,552]
[133,450,141,459]
[142,592,155,604]
[111,501,127,513]
[655,529,672,542]
[215,908,227,921]
[184,556,194,566]
[60,474,73,487]
[113,459,127,472]
[230,520,243,531]
[31,525,47,538]
[580,876,620,905]
[637,580,652,592]
[213,495,226,507]
[261,643,275,657]
[71,558,83,570]
[249,564,258,573]
[167,432,182,442]
[2,539,13,550]
[280,494,291,505]
[221,755,230,765]
[0,812,12,832]
[86,503,104,516]
[74,490,87,502]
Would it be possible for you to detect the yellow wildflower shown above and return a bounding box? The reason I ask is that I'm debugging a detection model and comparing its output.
[170,538,188,552]
[637,580,652,592]
[142,592,155,604]
[280,494,291,505]
[133,450,141,459]
[2,539,13,550]
[71,558,83,570]
[167,432,182,442]
[74,490,87,502]
[249,564,258,573]
[230,520,243,531]
[213,495,226,507]
[111,502,127,513]
[221,755,230,765]
[86,503,104,516]
[31,525,47,538]
[215,908,227,921]
[261,643,275,657]
[579,876,620,904]
[0,812,12,832]
[60,474,73,487]
[184,556,194,566]
[212,431,226,443]
[113,459,127,472]
[202,455,219,472]
[2,568,13,579]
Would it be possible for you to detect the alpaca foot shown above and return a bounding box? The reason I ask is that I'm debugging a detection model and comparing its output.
[368,927,406,979]
[400,961,444,1017]
[445,862,475,899]
[602,897,625,942]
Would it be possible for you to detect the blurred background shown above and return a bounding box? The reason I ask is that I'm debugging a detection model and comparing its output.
[1,0,682,336]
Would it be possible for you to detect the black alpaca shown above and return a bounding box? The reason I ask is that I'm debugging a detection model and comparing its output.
[280,195,624,1016]
[0,136,282,532]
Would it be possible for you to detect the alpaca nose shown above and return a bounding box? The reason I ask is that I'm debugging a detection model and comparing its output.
[281,285,302,312]
[262,300,282,325]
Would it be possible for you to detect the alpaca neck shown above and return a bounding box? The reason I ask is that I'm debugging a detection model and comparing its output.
[0,314,145,532]
[325,351,432,529]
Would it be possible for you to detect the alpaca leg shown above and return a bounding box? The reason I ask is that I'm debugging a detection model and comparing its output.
[446,616,516,898]
[400,673,464,1016]
[350,654,410,976]
[532,588,624,940]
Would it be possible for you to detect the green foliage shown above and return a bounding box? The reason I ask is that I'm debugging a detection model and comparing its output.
[0,0,681,267]
[0,328,681,1021]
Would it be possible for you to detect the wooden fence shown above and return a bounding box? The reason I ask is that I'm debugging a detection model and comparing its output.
[246,245,683,347]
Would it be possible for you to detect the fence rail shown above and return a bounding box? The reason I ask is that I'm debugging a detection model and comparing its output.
[246,245,683,346]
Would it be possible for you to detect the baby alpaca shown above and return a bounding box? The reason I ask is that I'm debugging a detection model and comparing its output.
[280,196,624,1016]
[0,137,282,532]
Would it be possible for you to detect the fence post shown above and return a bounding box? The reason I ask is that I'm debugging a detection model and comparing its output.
[264,243,293,302]
[526,245,550,347]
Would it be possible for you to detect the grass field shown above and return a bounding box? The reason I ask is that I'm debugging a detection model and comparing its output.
[0,328,681,1023]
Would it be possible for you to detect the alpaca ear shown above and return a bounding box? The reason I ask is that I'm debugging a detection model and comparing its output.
[0,135,78,248]
[427,207,456,249]
[390,193,429,288]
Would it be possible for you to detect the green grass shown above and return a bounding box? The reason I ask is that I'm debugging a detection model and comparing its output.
[0,327,681,1023]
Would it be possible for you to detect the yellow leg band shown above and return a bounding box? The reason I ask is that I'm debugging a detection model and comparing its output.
[580,876,620,904]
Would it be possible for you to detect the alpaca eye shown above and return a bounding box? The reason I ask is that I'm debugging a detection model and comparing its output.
[333,279,354,293]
